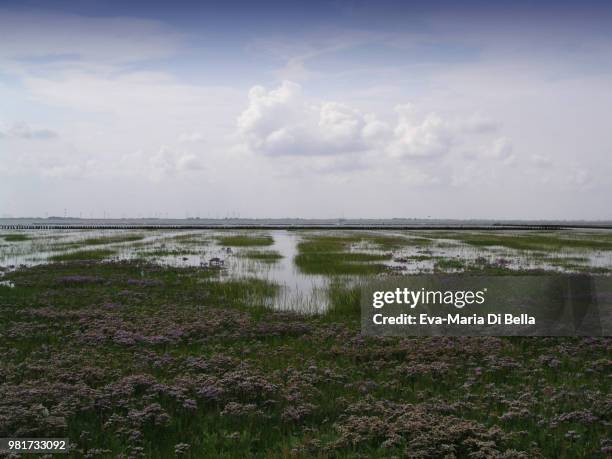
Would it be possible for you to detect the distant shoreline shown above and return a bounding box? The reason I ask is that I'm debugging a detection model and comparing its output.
[2,218,612,231]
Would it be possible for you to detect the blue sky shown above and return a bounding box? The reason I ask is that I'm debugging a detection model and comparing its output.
[1,1,611,218]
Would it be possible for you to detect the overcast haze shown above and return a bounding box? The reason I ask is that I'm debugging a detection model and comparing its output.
[1,0,611,219]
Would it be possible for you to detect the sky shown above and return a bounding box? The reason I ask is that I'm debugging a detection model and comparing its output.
[1,0,611,219]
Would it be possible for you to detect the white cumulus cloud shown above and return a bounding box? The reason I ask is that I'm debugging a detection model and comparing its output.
[387,104,452,159]
[237,81,387,156]
[237,82,511,164]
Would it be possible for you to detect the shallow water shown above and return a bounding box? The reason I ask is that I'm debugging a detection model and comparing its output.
[377,230,612,274]
[1,229,611,312]
[138,230,334,312]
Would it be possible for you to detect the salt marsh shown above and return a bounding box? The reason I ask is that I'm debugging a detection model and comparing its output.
[0,228,610,457]
[1,228,611,313]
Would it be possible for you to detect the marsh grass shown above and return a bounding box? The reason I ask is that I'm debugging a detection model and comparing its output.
[170,233,211,244]
[1,229,611,457]
[215,235,274,247]
[239,250,283,262]
[365,234,431,249]
[445,232,612,251]
[434,258,465,271]
[0,260,609,457]
[50,248,117,262]
[295,235,392,275]
[295,252,389,275]
[325,280,362,321]
[49,234,146,251]
[203,277,279,314]
[3,234,29,242]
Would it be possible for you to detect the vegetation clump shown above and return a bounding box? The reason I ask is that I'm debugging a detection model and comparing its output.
[215,234,274,247]
[240,250,283,262]
[3,234,29,242]
[295,235,391,275]
[434,258,465,271]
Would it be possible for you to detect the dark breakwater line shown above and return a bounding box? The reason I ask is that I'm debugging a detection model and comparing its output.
[2,224,612,230]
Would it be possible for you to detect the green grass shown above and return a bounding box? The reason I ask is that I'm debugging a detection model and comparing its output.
[296,235,351,252]
[50,248,117,262]
[294,236,391,275]
[325,280,362,321]
[3,234,29,242]
[170,233,211,245]
[434,258,465,271]
[50,234,146,251]
[443,232,612,251]
[361,234,431,249]
[295,251,390,275]
[215,234,274,247]
[240,250,283,262]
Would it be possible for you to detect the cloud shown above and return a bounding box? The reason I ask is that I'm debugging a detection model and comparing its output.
[238,82,511,163]
[456,114,499,134]
[567,168,591,188]
[489,136,514,162]
[178,132,204,143]
[531,154,553,168]
[0,134,90,180]
[176,153,204,171]
[237,81,388,156]
[386,104,452,159]
[120,146,204,182]
[0,122,57,139]
[18,70,242,169]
